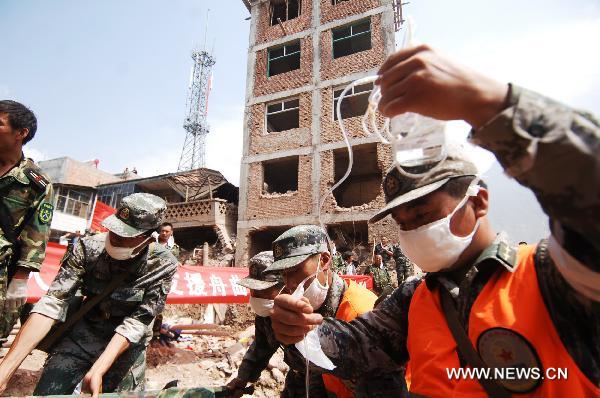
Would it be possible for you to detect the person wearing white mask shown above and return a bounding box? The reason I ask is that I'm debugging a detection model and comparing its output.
[269,45,600,397]
[266,225,406,398]
[0,193,178,398]
[226,251,286,397]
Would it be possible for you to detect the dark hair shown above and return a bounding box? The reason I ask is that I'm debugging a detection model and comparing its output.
[0,100,37,145]
[342,251,355,261]
[160,222,173,230]
[441,176,487,199]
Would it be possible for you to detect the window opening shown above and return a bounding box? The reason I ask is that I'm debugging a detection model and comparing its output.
[268,41,301,76]
[270,0,300,26]
[263,156,299,194]
[333,82,373,120]
[266,98,300,133]
[333,144,381,207]
[332,19,372,58]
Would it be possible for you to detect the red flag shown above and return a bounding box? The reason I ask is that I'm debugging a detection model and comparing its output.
[91,200,116,232]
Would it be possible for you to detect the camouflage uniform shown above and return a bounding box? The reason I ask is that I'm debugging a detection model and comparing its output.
[363,263,393,296]
[330,252,345,275]
[267,225,407,397]
[234,251,283,385]
[313,85,600,392]
[391,245,414,286]
[31,193,178,395]
[0,156,53,341]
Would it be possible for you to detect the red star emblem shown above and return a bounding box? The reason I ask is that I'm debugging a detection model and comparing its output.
[499,348,513,362]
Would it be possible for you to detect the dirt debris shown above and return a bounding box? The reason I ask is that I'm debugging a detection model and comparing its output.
[0,305,285,397]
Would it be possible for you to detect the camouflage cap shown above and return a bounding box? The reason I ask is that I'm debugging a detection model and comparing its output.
[102,193,167,237]
[266,225,329,272]
[370,152,478,223]
[237,251,283,290]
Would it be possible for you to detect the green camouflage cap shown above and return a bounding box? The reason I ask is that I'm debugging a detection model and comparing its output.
[370,153,478,223]
[266,225,329,272]
[102,193,167,237]
[237,251,283,290]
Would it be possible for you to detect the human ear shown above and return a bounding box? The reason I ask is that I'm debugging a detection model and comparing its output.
[319,252,332,271]
[471,188,489,218]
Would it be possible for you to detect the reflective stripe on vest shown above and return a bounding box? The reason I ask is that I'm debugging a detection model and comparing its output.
[322,281,377,398]
[407,244,600,397]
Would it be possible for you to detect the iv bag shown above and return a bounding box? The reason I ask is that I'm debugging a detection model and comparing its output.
[389,112,447,169]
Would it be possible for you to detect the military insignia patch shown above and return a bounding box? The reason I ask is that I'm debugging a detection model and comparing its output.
[273,244,284,259]
[119,207,130,220]
[477,327,542,393]
[384,173,401,199]
[38,202,53,224]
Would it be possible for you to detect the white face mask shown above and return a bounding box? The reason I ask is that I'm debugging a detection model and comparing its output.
[291,255,329,310]
[249,296,274,317]
[104,234,150,260]
[398,182,481,273]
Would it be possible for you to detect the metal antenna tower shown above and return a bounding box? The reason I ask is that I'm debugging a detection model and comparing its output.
[177,16,215,171]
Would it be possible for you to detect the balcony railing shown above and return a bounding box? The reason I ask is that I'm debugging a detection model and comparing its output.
[164,199,237,228]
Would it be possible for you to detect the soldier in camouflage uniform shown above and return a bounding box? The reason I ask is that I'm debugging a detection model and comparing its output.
[0,100,53,345]
[0,193,178,397]
[269,45,600,396]
[363,255,393,296]
[391,244,414,286]
[225,251,284,397]
[266,225,406,397]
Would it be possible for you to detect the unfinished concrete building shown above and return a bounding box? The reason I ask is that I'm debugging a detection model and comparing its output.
[236,0,404,265]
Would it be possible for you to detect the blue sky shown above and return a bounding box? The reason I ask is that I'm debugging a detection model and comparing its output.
[2,0,599,242]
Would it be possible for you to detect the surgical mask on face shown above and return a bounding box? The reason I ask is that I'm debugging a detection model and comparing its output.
[104,234,150,260]
[398,182,481,273]
[249,296,274,317]
[291,255,329,310]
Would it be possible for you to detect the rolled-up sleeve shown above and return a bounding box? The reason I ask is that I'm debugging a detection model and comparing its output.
[471,85,600,270]
[31,240,85,321]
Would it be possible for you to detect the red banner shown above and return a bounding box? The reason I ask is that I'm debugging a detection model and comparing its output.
[27,243,373,304]
[341,275,373,290]
[91,200,116,233]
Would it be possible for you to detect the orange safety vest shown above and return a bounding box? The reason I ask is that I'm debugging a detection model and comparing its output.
[407,244,600,397]
[322,281,377,397]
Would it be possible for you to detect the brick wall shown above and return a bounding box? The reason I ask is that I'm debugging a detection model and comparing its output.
[320,13,386,81]
[319,85,387,144]
[253,36,313,97]
[320,0,382,25]
[245,155,313,220]
[255,0,313,45]
[248,91,312,155]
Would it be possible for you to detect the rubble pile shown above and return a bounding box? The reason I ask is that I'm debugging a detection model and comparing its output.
[146,319,288,397]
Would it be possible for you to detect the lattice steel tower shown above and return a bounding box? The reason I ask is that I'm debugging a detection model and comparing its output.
[177,49,216,171]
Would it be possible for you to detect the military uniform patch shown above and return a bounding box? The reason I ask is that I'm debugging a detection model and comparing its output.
[273,244,284,260]
[38,202,53,224]
[24,168,49,192]
[477,327,542,393]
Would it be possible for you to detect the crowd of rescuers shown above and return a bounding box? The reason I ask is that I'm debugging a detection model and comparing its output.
[227,44,600,398]
[0,40,598,398]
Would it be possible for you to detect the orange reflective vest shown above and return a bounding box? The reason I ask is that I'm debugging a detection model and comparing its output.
[322,281,378,397]
[407,244,600,397]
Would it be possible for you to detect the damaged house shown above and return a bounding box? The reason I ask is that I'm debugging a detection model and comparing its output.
[236,0,405,265]
[97,168,238,265]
